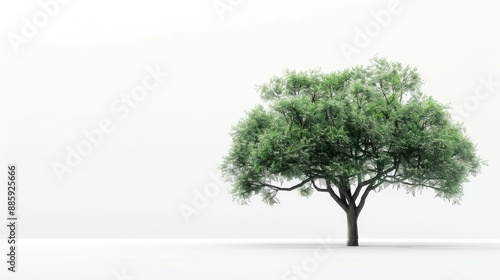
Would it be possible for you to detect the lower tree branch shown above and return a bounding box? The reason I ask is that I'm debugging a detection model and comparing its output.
[311,180,328,192]
[326,181,348,212]
[353,166,396,200]
[356,181,383,216]
[258,178,312,191]
[380,177,445,191]
[337,186,352,206]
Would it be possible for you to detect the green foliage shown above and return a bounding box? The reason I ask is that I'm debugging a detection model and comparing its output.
[298,185,314,198]
[221,57,483,206]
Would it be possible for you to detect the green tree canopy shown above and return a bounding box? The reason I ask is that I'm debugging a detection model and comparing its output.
[221,57,483,246]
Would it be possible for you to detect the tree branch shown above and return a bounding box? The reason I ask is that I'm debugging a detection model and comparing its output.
[337,185,352,206]
[326,181,348,212]
[379,176,447,193]
[356,181,383,216]
[311,180,328,192]
[353,166,396,200]
[258,178,312,191]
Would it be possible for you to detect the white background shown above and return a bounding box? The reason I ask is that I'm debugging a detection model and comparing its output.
[0,0,499,241]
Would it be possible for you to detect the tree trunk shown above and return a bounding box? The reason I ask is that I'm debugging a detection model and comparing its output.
[346,207,359,246]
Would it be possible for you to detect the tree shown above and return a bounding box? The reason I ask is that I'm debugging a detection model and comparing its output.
[221,58,483,246]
